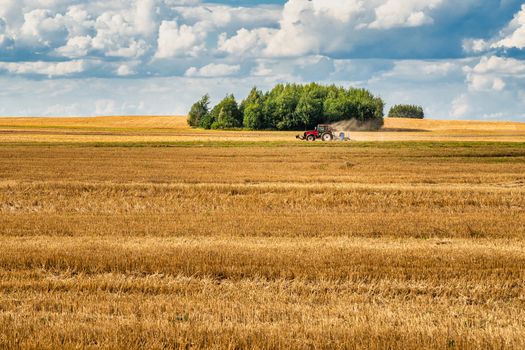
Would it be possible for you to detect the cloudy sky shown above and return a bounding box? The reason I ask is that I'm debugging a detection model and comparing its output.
[0,0,525,120]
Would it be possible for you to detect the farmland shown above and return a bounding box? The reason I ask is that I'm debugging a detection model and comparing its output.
[1,116,525,349]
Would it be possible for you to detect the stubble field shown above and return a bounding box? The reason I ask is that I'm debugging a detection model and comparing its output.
[1,117,525,349]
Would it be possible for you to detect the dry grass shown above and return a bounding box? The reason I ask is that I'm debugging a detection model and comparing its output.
[0,116,189,129]
[1,116,525,142]
[1,118,525,349]
[383,117,525,131]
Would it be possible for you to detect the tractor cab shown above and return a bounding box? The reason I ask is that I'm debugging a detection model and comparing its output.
[316,124,331,134]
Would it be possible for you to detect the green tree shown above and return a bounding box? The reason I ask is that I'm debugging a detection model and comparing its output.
[323,86,357,122]
[210,95,242,129]
[193,83,388,131]
[388,105,425,119]
[347,88,385,129]
[296,83,325,128]
[242,88,265,129]
[262,84,284,129]
[187,94,210,128]
[274,84,302,130]
[199,112,215,129]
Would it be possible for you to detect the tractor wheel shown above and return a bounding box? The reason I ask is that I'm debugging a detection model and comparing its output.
[306,135,316,141]
[322,133,333,142]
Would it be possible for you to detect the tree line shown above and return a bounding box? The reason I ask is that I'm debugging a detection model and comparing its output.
[188,83,386,131]
[388,104,425,119]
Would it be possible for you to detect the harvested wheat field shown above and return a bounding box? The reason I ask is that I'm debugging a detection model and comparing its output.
[1,116,525,143]
[1,116,525,349]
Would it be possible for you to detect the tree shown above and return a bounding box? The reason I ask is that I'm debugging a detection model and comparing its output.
[189,83,388,131]
[188,94,210,127]
[210,94,242,129]
[274,84,302,130]
[296,83,325,128]
[262,84,284,129]
[242,88,265,129]
[323,87,358,123]
[199,112,215,129]
[388,104,425,119]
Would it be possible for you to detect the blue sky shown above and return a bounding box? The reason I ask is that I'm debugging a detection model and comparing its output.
[0,0,525,120]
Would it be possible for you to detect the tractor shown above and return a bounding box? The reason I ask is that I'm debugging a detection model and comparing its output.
[296,124,335,141]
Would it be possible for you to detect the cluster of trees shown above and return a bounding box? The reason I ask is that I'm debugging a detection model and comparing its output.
[388,104,425,119]
[188,83,385,131]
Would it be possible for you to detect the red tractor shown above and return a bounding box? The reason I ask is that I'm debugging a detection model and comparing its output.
[296,124,335,141]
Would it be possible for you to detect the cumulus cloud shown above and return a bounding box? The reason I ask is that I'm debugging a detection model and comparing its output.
[116,63,135,76]
[465,56,525,92]
[369,0,442,29]
[0,60,87,76]
[263,0,366,57]
[134,0,158,37]
[172,4,281,30]
[215,0,452,58]
[464,4,525,54]
[95,99,116,115]
[20,9,69,47]
[492,4,525,49]
[0,0,524,121]
[155,20,207,58]
[217,28,274,56]
[185,63,240,77]
[0,18,14,49]
[450,94,471,118]
[90,11,150,58]
[251,55,335,82]
[378,60,464,82]
[55,35,92,58]
[462,38,490,54]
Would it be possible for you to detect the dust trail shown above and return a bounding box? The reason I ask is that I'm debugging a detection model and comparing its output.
[330,119,382,132]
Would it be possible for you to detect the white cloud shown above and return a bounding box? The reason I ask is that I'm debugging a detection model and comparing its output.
[492,4,525,49]
[462,38,490,54]
[250,55,336,82]
[465,56,525,92]
[263,0,365,57]
[467,74,505,91]
[470,56,525,75]
[218,28,274,56]
[369,0,442,29]
[95,99,116,115]
[0,17,14,49]
[450,94,471,118]
[62,5,95,37]
[0,0,23,29]
[466,5,525,54]
[217,0,445,58]
[134,0,157,36]
[172,4,281,30]
[0,60,87,76]
[185,63,240,77]
[56,36,92,58]
[155,20,207,58]
[379,60,463,81]
[216,0,369,59]
[91,12,149,58]
[117,63,135,76]
[20,9,68,47]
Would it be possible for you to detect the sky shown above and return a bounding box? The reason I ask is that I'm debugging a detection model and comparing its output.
[0,0,525,120]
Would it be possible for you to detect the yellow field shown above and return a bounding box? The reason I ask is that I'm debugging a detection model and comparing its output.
[1,117,525,349]
[1,116,525,143]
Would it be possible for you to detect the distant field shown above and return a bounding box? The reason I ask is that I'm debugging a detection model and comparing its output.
[1,117,525,349]
[1,116,525,143]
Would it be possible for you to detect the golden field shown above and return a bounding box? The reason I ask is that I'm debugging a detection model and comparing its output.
[1,116,525,143]
[1,116,525,349]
